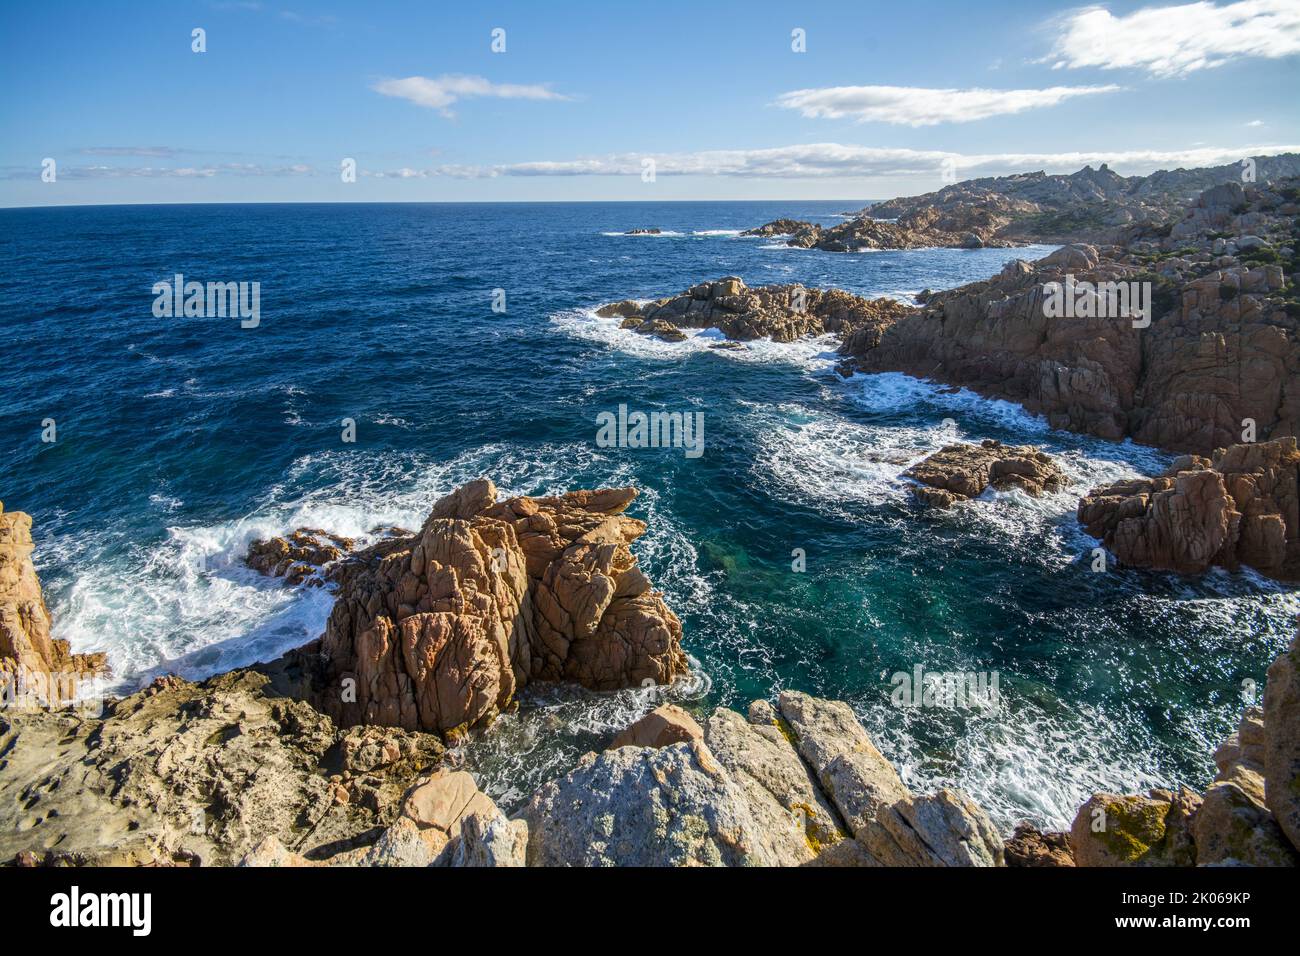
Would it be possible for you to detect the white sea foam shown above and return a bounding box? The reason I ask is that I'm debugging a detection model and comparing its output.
[550,306,840,368]
[599,230,685,237]
[691,229,743,236]
[46,441,631,692]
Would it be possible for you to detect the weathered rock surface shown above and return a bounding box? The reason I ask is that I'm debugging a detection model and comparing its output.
[1069,788,1201,867]
[776,691,1004,866]
[1191,704,1297,866]
[747,195,1033,253]
[0,502,106,705]
[1078,438,1300,581]
[359,768,524,867]
[521,741,787,866]
[1003,823,1075,866]
[597,275,914,344]
[0,669,443,867]
[1264,631,1300,853]
[905,439,1067,508]
[703,706,847,862]
[610,703,704,749]
[297,479,687,736]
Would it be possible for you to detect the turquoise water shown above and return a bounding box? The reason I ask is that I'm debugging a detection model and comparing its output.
[2,201,1294,828]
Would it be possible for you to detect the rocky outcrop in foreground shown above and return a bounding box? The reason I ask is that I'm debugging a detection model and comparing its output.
[287,479,687,736]
[0,502,105,705]
[596,276,911,344]
[5,632,1298,867]
[0,669,444,866]
[523,691,1002,867]
[904,440,1067,508]
[1078,438,1300,581]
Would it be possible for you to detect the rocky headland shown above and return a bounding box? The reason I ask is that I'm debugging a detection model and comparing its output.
[741,156,1300,256]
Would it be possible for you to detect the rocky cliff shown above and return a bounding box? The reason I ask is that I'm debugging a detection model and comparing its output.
[0,502,105,707]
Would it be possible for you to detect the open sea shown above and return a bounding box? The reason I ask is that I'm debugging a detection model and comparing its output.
[2,200,1296,829]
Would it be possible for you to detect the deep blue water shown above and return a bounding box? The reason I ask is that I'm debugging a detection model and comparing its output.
[2,201,1295,826]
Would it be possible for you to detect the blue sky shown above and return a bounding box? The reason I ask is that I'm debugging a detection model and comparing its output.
[2,0,1298,206]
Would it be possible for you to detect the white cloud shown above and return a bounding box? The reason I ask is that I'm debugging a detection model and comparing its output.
[406,142,1300,180]
[773,84,1121,126]
[1044,0,1300,76]
[1246,119,1265,126]
[371,74,570,118]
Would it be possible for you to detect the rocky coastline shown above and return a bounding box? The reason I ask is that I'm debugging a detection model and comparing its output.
[4,157,1300,868]
[3,483,1298,868]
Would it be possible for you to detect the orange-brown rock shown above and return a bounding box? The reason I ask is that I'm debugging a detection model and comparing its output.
[1077,438,1300,581]
[246,528,356,586]
[307,479,687,735]
[609,704,704,749]
[1003,823,1075,866]
[0,502,106,705]
[905,440,1067,508]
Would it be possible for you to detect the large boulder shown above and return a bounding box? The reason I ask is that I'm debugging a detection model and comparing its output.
[610,704,704,750]
[305,479,687,735]
[0,502,106,705]
[776,691,1004,866]
[1194,705,1297,866]
[703,706,848,863]
[1069,789,1200,866]
[521,741,790,866]
[360,768,525,867]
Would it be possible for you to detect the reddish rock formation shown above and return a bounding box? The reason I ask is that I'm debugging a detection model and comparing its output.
[1003,823,1075,867]
[609,703,704,750]
[0,502,106,706]
[904,439,1067,508]
[302,479,687,736]
[1077,438,1300,581]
